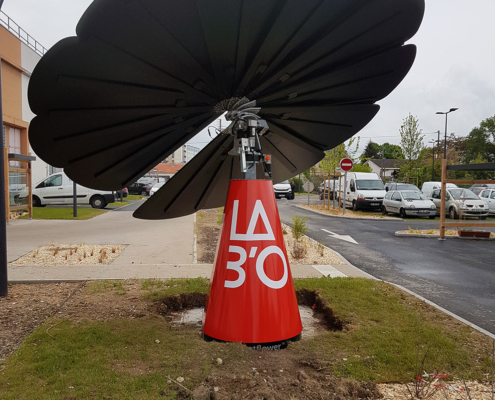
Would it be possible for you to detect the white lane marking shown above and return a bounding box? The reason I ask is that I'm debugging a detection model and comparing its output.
[321,229,358,245]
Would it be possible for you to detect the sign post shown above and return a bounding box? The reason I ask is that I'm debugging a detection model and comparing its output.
[303,181,314,205]
[340,158,353,215]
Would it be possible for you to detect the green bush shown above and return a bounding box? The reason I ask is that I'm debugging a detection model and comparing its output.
[291,215,309,241]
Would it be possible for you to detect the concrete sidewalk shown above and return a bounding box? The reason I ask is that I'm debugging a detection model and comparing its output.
[6,204,371,282]
[7,204,194,266]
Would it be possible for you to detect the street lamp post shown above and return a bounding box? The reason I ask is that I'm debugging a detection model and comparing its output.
[436,108,458,159]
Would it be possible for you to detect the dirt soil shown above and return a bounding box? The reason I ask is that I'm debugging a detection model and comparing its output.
[1,281,493,399]
[0,281,381,399]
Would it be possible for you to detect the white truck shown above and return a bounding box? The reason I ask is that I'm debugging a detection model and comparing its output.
[341,172,386,211]
[27,172,116,209]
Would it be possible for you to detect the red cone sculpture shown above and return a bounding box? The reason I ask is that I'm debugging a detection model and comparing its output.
[203,180,302,349]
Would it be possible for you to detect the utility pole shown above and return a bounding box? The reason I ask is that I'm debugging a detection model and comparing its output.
[429,140,436,180]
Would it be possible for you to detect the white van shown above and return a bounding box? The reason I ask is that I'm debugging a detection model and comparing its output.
[26,172,116,209]
[421,181,458,198]
[341,172,386,211]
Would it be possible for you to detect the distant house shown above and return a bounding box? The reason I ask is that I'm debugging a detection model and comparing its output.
[364,159,403,180]
[147,163,184,182]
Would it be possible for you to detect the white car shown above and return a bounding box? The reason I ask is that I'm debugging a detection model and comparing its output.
[382,190,436,219]
[25,172,116,209]
[273,180,293,199]
[150,181,166,195]
[478,188,495,215]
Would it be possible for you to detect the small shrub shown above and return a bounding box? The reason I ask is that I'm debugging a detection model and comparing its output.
[292,215,309,241]
[317,241,325,256]
[291,241,307,259]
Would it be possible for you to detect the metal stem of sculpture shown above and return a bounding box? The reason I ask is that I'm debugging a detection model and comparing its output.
[202,102,302,349]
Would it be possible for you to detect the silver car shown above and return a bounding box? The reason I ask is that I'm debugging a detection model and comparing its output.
[478,188,495,215]
[430,188,488,220]
[382,190,436,219]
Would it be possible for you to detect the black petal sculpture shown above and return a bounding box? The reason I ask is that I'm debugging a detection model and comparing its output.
[28,0,425,219]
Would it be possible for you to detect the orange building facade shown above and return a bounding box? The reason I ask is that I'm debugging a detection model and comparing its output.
[1,15,45,220]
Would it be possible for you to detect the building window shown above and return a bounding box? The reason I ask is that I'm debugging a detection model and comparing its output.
[8,127,22,168]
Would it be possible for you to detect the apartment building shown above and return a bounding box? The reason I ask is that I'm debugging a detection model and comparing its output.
[1,11,47,219]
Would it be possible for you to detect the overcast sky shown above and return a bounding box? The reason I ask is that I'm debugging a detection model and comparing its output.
[3,0,495,154]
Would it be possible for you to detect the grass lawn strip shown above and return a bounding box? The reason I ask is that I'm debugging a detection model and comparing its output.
[300,204,400,220]
[0,278,493,399]
[19,207,107,220]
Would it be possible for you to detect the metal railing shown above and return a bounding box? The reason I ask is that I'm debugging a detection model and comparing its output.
[0,10,46,56]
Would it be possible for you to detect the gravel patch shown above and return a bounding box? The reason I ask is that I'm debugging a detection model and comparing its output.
[10,243,127,266]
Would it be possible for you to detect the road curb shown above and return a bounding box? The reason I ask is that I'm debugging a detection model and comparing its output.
[294,204,403,221]
[395,232,495,240]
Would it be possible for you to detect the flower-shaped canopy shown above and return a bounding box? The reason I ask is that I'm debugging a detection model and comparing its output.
[28,0,424,219]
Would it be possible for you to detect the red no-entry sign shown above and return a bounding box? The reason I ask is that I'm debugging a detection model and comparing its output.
[340,158,353,171]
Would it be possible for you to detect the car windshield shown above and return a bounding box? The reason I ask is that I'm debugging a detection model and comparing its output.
[276,180,290,185]
[449,189,479,200]
[356,180,384,190]
[397,184,419,191]
[400,191,425,200]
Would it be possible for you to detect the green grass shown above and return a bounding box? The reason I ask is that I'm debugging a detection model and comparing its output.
[20,207,107,220]
[107,201,132,207]
[0,278,491,399]
[293,278,491,382]
[141,277,210,301]
[126,195,144,201]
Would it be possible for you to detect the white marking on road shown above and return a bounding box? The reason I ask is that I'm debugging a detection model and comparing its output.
[321,229,358,245]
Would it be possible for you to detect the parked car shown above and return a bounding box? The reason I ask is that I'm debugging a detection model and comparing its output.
[382,190,436,219]
[25,172,116,209]
[273,180,293,199]
[384,182,420,192]
[477,188,495,215]
[421,181,458,198]
[318,179,339,200]
[430,188,488,219]
[115,188,128,199]
[470,184,495,197]
[342,172,385,211]
[150,182,165,195]
[128,182,153,196]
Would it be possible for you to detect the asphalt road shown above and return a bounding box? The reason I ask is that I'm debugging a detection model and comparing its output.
[278,195,495,334]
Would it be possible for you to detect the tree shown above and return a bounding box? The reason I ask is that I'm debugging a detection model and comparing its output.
[319,136,360,174]
[463,115,495,163]
[359,140,381,163]
[399,114,425,181]
[381,142,403,159]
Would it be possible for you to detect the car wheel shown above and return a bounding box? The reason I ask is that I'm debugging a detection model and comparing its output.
[141,190,148,196]
[480,216,487,220]
[381,206,388,216]
[90,195,107,209]
[352,201,357,211]
[32,195,41,207]
[428,216,435,219]
[399,208,407,219]
[449,207,458,219]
